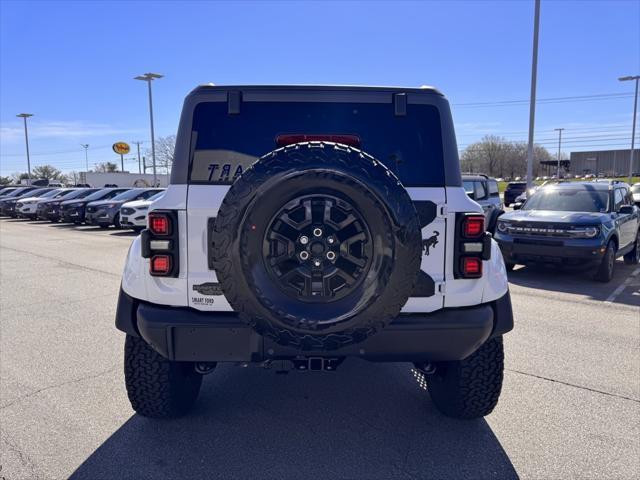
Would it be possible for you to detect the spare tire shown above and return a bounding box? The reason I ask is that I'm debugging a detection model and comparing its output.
[211,142,422,350]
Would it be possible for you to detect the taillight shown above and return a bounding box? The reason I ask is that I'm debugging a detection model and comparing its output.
[462,215,484,238]
[149,212,170,235]
[276,134,361,148]
[150,255,172,275]
[461,257,482,278]
[141,210,179,277]
[455,213,491,279]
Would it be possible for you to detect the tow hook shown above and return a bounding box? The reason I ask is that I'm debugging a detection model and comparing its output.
[413,362,437,375]
[195,362,217,375]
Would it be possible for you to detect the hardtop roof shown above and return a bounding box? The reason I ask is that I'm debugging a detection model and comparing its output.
[188,84,444,97]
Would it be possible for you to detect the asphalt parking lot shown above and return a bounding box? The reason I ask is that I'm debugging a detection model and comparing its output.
[1,218,638,480]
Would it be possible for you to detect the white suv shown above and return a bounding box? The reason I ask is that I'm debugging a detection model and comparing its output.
[116,85,513,419]
[119,191,165,231]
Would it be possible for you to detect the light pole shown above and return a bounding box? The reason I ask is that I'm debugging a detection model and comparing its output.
[134,73,163,186]
[132,141,143,174]
[80,144,89,172]
[525,0,541,190]
[554,128,564,178]
[619,75,639,183]
[16,113,33,184]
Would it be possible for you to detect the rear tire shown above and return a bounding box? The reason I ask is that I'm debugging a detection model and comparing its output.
[594,241,615,282]
[623,231,639,265]
[124,335,202,418]
[427,336,504,419]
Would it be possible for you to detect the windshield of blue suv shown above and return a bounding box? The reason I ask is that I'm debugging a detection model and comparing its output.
[523,189,609,213]
[189,101,444,187]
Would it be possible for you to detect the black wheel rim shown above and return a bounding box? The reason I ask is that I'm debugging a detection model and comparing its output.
[263,194,373,302]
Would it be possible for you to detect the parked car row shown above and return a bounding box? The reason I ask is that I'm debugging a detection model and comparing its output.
[0,186,165,230]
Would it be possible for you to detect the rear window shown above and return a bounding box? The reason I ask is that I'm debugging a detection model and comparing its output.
[189,101,444,187]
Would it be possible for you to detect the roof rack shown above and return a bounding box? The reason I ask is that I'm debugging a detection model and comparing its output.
[460,172,490,179]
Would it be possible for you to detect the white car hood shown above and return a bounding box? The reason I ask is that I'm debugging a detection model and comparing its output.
[122,198,153,209]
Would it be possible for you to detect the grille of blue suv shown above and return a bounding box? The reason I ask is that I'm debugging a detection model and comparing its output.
[503,223,597,238]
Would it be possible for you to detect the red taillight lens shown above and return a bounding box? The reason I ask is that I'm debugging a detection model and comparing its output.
[149,213,170,235]
[150,255,171,275]
[276,134,361,148]
[463,216,484,238]
[461,257,482,278]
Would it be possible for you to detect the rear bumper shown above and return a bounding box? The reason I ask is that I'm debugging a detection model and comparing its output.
[115,289,514,363]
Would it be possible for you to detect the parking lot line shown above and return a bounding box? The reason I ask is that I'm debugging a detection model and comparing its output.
[604,266,640,304]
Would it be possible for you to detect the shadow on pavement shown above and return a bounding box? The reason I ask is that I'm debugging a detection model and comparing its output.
[507,260,638,306]
[109,230,139,237]
[70,361,517,480]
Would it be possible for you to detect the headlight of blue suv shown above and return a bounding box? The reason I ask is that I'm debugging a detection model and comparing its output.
[583,226,599,238]
[497,221,511,233]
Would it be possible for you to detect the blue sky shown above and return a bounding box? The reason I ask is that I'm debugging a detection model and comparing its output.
[1,0,638,176]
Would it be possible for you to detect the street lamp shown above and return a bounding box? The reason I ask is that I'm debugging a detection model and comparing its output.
[525,0,541,190]
[618,75,639,183]
[80,144,89,172]
[134,72,163,186]
[554,128,564,178]
[16,113,33,184]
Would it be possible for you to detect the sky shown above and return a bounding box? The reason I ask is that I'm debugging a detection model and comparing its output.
[1,0,639,177]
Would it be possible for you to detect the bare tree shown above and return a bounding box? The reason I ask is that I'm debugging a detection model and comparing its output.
[11,172,30,183]
[65,171,80,185]
[93,162,119,173]
[461,136,553,179]
[149,135,176,175]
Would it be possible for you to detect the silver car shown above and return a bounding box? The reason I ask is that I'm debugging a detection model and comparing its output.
[462,174,504,233]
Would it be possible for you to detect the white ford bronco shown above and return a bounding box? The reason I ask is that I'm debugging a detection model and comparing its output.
[116,85,513,419]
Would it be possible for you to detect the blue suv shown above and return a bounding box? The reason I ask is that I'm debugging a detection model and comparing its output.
[495,181,639,282]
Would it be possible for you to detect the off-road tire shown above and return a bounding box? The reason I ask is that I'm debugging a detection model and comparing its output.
[623,231,639,265]
[124,335,202,418]
[211,142,422,351]
[594,241,616,282]
[427,336,504,419]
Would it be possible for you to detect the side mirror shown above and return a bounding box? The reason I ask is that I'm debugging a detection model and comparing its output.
[618,205,634,215]
[513,202,523,210]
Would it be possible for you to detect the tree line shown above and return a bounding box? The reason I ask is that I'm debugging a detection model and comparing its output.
[1,135,176,186]
[460,135,560,179]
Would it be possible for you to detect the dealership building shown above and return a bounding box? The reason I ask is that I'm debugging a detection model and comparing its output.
[568,149,639,176]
